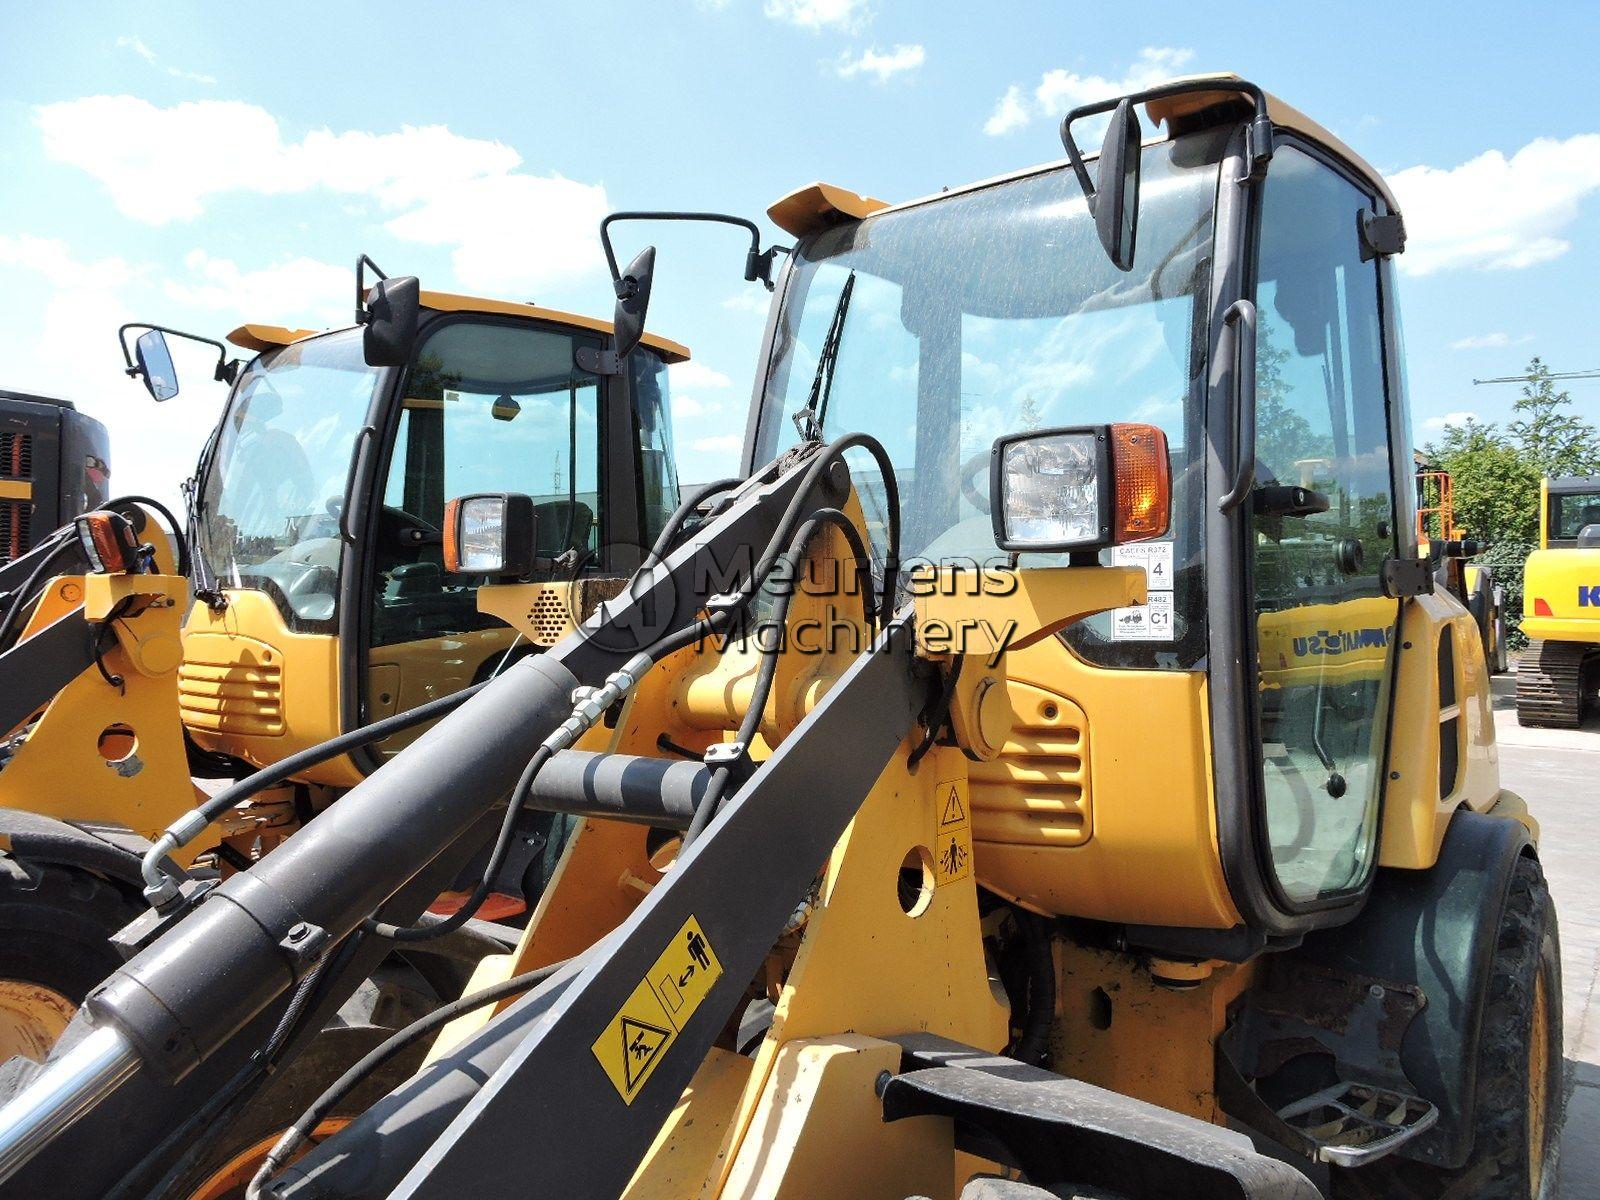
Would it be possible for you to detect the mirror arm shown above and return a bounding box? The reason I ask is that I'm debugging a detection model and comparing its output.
[117,323,237,389]
[598,211,786,292]
[354,254,390,324]
[1059,77,1276,196]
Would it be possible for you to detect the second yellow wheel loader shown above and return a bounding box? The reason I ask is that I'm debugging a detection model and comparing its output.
[0,74,1561,1200]
[0,259,697,1065]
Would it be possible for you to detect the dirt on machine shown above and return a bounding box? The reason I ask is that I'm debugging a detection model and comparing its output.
[0,73,1566,1200]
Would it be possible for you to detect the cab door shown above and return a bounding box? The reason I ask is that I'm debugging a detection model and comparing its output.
[1247,144,1402,907]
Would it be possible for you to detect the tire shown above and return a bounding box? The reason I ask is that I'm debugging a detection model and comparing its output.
[0,857,142,1063]
[1329,855,1563,1199]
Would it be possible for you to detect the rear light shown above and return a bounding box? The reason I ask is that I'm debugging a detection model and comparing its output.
[74,510,142,574]
[1533,597,1554,617]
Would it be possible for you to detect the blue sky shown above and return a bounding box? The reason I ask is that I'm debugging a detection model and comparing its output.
[4,0,1600,501]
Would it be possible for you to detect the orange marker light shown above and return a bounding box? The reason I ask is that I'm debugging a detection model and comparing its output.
[74,510,141,575]
[442,497,464,574]
[1533,597,1554,617]
[1109,423,1171,543]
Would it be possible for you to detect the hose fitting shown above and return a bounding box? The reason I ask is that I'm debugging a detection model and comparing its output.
[544,651,654,753]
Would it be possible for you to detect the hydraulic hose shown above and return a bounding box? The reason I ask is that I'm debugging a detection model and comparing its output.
[246,956,571,1200]
[0,532,77,653]
[140,681,491,907]
[103,493,192,580]
[680,507,876,850]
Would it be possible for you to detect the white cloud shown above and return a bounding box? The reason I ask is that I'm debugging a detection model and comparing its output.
[984,47,1194,137]
[764,0,870,32]
[673,395,725,419]
[1390,134,1600,275]
[35,96,608,294]
[670,360,733,390]
[834,44,924,83]
[163,250,350,327]
[692,433,743,453]
[984,86,1029,137]
[115,35,216,85]
[1450,331,1533,350]
[721,289,773,315]
[1422,410,1480,431]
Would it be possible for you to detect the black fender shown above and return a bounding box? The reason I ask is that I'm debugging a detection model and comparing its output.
[1283,808,1532,1168]
[0,807,161,898]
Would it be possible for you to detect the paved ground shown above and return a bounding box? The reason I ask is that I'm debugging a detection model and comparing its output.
[1488,672,1600,1197]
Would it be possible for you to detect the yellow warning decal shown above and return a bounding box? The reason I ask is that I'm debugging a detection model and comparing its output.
[933,779,972,887]
[592,915,722,1103]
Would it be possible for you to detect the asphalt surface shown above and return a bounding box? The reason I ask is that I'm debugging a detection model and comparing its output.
[1488,671,1600,1198]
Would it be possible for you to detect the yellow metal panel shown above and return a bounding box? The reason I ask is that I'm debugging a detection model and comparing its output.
[766,183,890,238]
[0,480,32,501]
[0,573,202,864]
[180,591,357,786]
[623,1050,753,1200]
[1379,592,1500,869]
[415,291,691,363]
[1522,545,1600,644]
[225,324,318,352]
[715,1037,955,1200]
[703,744,1008,1195]
[1052,941,1253,1123]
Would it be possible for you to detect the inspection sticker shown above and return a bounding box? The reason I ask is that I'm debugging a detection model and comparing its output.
[592,915,722,1103]
[933,779,973,887]
[1109,541,1175,642]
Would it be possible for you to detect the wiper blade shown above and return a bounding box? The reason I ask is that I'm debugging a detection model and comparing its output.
[791,270,856,442]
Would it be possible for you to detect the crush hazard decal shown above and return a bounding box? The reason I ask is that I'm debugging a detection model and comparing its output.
[933,779,972,887]
[592,916,722,1103]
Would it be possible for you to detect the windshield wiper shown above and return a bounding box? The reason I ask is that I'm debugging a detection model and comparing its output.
[791,271,856,442]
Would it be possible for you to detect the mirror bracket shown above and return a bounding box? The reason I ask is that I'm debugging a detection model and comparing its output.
[574,346,624,377]
[117,323,238,400]
[598,211,787,293]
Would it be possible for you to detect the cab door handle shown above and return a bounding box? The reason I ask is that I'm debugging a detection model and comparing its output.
[1217,299,1257,513]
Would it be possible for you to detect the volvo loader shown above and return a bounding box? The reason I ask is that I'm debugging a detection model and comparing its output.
[1516,473,1600,725]
[0,74,1560,1200]
[0,258,694,1067]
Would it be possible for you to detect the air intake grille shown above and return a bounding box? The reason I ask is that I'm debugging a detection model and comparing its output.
[0,433,33,480]
[0,503,31,559]
[526,588,576,647]
[969,684,1092,847]
[178,660,286,736]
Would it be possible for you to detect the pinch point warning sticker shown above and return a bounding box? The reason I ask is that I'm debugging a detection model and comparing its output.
[592,916,722,1103]
[933,779,973,887]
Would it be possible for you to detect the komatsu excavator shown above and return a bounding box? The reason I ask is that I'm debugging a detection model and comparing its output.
[0,75,1560,1200]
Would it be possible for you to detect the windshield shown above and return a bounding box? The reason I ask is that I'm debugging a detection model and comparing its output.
[754,127,1226,668]
[1552,488,1600,542]
[196,328,380,628]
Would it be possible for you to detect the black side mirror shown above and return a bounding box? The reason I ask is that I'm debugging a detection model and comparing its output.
[362,275,420,367]
[612,246,656,363]
[576,246,657,376]
[134,329,180,401]
[1094,99,1141,272]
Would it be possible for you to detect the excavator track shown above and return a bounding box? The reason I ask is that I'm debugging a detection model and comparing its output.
[1516,639,1591,728]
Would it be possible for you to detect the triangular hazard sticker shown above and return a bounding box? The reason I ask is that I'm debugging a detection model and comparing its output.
[619,1016,670,1091]
[939,785,966,827]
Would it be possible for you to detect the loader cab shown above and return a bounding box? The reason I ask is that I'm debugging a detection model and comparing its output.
[184,295,686,781]
[750,77,1418,942]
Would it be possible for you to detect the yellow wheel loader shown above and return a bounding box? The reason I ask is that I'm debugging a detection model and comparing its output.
[1516,474,1600,726]
[0,258,695,1066]
[0,76,1561,1200]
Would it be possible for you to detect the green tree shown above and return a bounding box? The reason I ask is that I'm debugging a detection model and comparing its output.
[1507,356,1600,477]
[1425,419,1541,544]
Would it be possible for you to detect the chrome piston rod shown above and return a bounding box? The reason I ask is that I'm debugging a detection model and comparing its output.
[0,1024,138,1185]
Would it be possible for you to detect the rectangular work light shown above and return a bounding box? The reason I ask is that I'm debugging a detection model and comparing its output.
[990,422,1171,553]
[443,493,538,577]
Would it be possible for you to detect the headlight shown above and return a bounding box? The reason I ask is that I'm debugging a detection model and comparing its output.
[990,423,1170,553]
[444,493,537,577]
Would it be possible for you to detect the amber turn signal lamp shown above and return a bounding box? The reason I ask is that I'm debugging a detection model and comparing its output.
[1109,423,1171,543]
[74,510,142,575]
